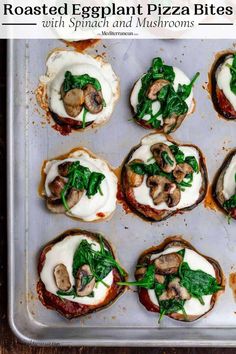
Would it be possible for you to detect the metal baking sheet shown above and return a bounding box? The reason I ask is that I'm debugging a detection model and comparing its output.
[7,38,236,347]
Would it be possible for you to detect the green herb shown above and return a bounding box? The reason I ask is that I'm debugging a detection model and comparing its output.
[63,71,102,93]
[117,264,155,289]
[130,161,175,182]
[185,156,199,173]
[158,84,189,119]
[177,249,185,258]
[158,298,186,322]
[154,281,166,297]
[60,161,105,211]
[82,107,88,129]
[161,151,174,166]
[178,173,193,188]
[226,54,236,95]
[56,288,95,299]
[169,145,185,164]
[177,72,200,100]
[72,237,126,287]
[179,262,222,305]
[223,194,236,211]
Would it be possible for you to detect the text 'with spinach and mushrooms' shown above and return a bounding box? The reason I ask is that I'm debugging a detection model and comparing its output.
[213,149,236,221]
[122,133,208,222]
[37,229,127,319]
[40,148,118,222]
[130,57,199,133]
[36,49,120,135]
[117,236,224,323]
[210,51,236,120]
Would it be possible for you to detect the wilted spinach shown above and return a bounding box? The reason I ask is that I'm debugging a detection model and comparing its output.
[226,54,236,95]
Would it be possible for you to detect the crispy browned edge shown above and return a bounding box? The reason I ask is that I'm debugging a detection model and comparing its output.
[121,133,208,222]
[136,235,225,322]
[212,148,236,217]
[39,147,117,222]
[37,228,128,319]
[210,51,236,121]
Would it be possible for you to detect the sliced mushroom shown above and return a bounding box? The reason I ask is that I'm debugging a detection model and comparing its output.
[155,274,165,284]
[75,264,96,297]
[159,288,177,301]
[54,263,71,291]
[147,175,180,207]
[126,159,144,187]
[146,79,170,100]
[154,253,182,275]
[163,113,187,134]
[84,84,103,114]
[135,267,147,277]
[150,143,176,173]
[61,86,84,117]
[46,188,83,214]
[168,277,191,300]
[58,161,73,177]
[49,176,66,198]
[173,163,193,183]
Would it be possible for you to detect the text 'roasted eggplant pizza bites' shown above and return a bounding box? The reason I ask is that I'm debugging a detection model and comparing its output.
[210,51,236,120]
[36,50,120,134]
[118,237,224,322]
[130,57,199,133]
[40,148,118,222]
[122,133,208,221]
[213,149,236,220]
[37,229,127,319]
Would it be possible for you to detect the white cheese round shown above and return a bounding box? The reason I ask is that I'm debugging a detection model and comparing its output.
[216,57,236,111]
[130,67,194,123]
[44,150,118,221]
[40,50,119,124]
[129,134,203,211]
[40,234,114,305]
[223,154,236,200]
[148,246,216,317]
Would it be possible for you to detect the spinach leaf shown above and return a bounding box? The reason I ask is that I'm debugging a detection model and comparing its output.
[177,72,200,100]
[159,85,189,119]
[63,71,102,93]
[185,156,199,173]
[169,145,185,164]
[86,172,105,198]
[161,151,174,166]
[154,281,166,297]
[159,298,186,315]
[177,249,185,258]
[179,262,222,304]
[223,194,236,211]
[226,54,236,95]
[129,161,175,182]
[117,264,155,289]
[57,288,77,298]
[178,173,193,188]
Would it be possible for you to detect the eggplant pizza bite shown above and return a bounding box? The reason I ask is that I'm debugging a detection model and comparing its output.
[118,237,224,322]
[210,51,236,120]
[37,229,127,319]
[122,133,208,222]
[130,57,199,133]
[36,49,120,134]
[213,149,236,220]
[40,148,118,222]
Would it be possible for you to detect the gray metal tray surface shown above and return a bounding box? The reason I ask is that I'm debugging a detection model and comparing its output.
[7,39,236,347]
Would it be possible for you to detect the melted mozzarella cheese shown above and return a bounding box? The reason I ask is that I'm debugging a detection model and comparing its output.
[44,150,117,221]
[223,154,236,200]
[216,57,236,111]
[130,134,203,211]
[130,67,194,123]
[148,246,216,316]
[40,234,114,305]
[40,50,119,124]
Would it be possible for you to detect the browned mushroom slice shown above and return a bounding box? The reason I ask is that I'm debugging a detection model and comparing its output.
[155,274,165,284]
[150,143,176,173]
[146,175,180,207]
[75,264,96,297]
[58,161,73,177]
[173,163,193,183]
[135,267,147,277]
[126,159,144,187]
[163,113,187,134]
[54,264,71,291]
[46,188,83,214]
[146,79,170,100]
[154,253,182,275]
[168,277,191,300]
[84,84,103,114]
[61,86,85,117]
[49,176,66,197]
[159,288,177,301]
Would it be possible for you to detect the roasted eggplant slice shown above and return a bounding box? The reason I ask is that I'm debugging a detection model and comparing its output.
[210,51,236,120]
[121,133,208,222]
[117,236,224,322]
[40,147,118,222]
[130,57,199,133]
[36,50,120,135]
[213,149,236,220]
[37,229,127,319]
